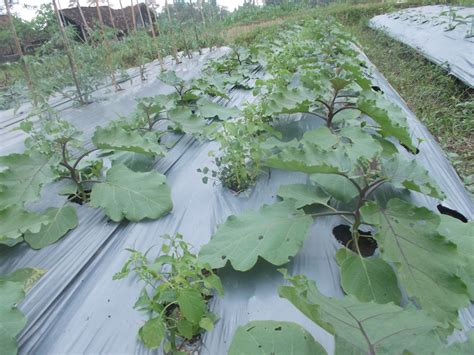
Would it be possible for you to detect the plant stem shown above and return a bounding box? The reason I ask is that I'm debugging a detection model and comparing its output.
[72,148,99,170]
[351,177,387,254]
[60,141,87,201]
[307,211,355,218]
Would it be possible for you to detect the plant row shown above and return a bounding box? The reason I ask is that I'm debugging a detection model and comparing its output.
[0,48,257,354]
[196,17,472,354]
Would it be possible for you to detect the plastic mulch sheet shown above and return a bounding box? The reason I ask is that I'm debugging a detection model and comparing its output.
[369,5,474,87]
[0,44,472,354]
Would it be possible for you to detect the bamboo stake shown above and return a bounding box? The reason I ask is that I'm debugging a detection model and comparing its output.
[94,0,121,91]
[165,0,179,63]
[118,0,130,33]
[188,0,201,55]
[198,0,206,26]
[3,0,38,107]
[52,0,86,104]
[136,0,145,28]
[144,0,164,69]
[130,0,137,31]
[74,0,91,41]
[106,0,119,40]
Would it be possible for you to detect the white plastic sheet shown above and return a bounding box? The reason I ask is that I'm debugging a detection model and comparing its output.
[369,5,474,87]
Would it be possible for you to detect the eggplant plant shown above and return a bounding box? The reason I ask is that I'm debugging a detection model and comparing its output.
[113,234,223,353]
[0,116,172,249]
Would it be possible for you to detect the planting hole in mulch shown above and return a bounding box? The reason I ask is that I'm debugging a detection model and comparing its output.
[401,143,420,154]
[371,85,384,94]
[67,190,91,205]
[332,224,377,257]
[437,204,468,223]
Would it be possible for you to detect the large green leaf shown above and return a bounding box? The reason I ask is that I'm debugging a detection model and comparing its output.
[92,126,164,156]
[158,70,183,87]
[108,151,155,172]
[196,98,240,120]
[303,126,383,162]
[0,153,56,208]
[263,87,312,115]
[167,107,208,134]
[279,275,444,355]
[310,174,358,203]
[138,316,165,349]
[0,268,45,355]
[0,268,46,292]
[90,164,172,222]
[198,200,312,271]
[336,248,401,305]
[357,91,416,153]
[0,206,50,247]
[361,199,470,325]
[277,184,330,208]
[0,281,26,355]
[23,206,78,249]
[265,127,381,175]
[177,289,206,324]
[336,126,384,162]
[382,156,444,199]
[265,143,351,174]
[228,320,327,355]
[437,216,474,299]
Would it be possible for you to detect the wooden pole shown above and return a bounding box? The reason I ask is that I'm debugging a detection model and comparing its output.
[75,0,91,41]
[165,0,179,63]
[106,0,119,40]
[95,0,121,91]
[144,0,164,69]
[198,0,206,26]
[118,0,130,33]
[52,0,86,104]
[136,0,145,28]
[3,0,38,107]
[130,0,137,31]
[188,0,201,55]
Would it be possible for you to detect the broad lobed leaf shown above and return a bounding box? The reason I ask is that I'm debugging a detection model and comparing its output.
[92,126,165,157]
[279,274,444,355]
[361,199,470,326]
[0,268,44,355]
[336,248,401,305]
[198,200,312,271]
[90,164,173,222]
[0,206,51,247]
[228,320,327,355]
[0,153,56,208]
[23,206,78,250]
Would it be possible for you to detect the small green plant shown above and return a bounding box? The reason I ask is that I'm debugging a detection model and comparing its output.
[0,114,173,248]
[113,234,223,353]
[199,115,273,193]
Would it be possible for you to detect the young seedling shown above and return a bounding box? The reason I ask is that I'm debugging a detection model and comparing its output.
[113,234,224,353]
